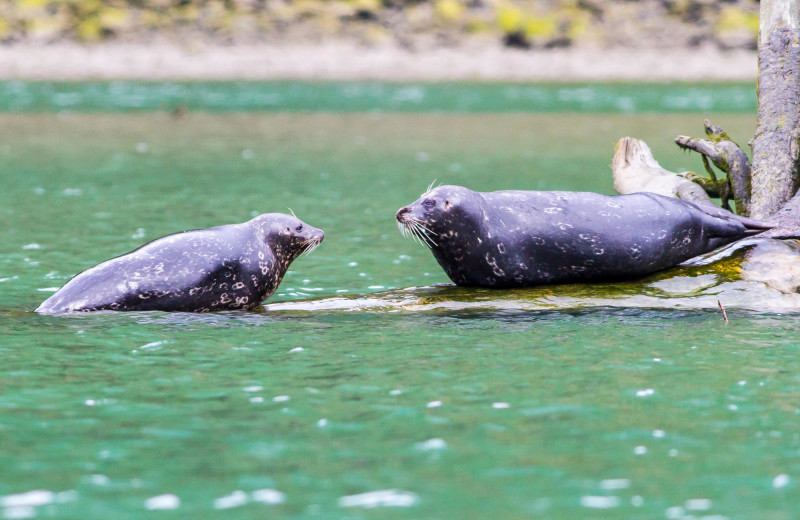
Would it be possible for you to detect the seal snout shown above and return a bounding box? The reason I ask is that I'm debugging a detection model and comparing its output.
[395,203,438,247]
[298,228,324,257]
[305,227,324,246]
[396,207,411,223]
[307,227,325,242]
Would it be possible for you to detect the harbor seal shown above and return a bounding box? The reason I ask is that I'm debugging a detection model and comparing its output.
[396,185,770,288]
[36,213,324,314]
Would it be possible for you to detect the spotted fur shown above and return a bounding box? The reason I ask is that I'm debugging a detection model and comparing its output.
[36,213,324,314]
[397,185,770,288]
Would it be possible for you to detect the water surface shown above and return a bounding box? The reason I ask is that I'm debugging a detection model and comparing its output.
[2,103,798,519]
[0,81,756,113]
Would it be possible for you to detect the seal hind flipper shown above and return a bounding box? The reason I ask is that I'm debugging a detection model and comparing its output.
[692,202,773,230]
[688,202,772,250]
[691,202,773,236]
[732,215,774,231]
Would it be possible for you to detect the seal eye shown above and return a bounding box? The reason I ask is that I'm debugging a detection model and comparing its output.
[423,198,436,208]
[295,224,303,232]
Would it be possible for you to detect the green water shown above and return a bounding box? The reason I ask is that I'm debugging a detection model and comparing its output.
[2,87,800,518]
[0,81,756,113]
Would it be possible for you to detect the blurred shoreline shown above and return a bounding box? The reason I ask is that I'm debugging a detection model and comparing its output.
[1,42,756,82]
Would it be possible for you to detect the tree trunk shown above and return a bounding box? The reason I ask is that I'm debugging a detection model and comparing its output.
[750,0,800,220]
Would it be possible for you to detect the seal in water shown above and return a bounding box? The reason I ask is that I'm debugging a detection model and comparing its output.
[396,185,771,288]
[36,213,324,314]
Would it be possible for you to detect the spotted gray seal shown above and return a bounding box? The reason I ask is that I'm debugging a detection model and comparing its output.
[36,213,324,314]
[396,185,770,288]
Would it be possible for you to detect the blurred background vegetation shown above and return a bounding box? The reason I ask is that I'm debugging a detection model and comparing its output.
[0,0,759,49]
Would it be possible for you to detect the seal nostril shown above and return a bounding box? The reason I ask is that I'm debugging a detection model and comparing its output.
[396,207,410,222]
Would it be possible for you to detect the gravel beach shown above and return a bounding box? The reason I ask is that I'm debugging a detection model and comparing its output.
[1,41,756,82]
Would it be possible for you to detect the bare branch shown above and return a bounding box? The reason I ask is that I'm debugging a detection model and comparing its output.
[675,134,723,166]
[674,119,752,216]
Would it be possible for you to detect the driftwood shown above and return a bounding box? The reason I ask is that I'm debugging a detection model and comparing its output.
[611,133,798,239]
[614,0,800,240]
[611,137,715,206]
[674,119,751,215]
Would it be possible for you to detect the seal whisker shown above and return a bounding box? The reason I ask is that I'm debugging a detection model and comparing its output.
[413,220,437,237]
[397,221,409,237]
[419,231,437,248]
[397,217,436,248]
[410,220,437,247]
[410,228,424,246]
[407,222,425,246]
[400,220,416,242]
[408,216,437,241]
[412,223,436,247]
[301,238,322,257]
[426,179,438,194]
[398,218,437,247]
[298,238,314,257]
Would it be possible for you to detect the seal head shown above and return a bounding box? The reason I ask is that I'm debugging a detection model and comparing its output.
[397,185,770,288]
[396,185,489,286]
[36,213,324,314]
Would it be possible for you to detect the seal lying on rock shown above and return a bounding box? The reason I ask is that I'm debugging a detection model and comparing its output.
[36,213,324,314]
[396,185,770,288]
